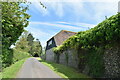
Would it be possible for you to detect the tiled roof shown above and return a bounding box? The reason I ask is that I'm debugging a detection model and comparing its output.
[53,30,77,46]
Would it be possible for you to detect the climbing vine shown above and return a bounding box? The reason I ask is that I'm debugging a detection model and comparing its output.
[53,13,120,53]
[53,13,120,77]
[86,47,105,77]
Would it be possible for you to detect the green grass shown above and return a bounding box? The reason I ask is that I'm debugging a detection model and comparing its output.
[13,49,30,62]
[2,58,28,79]
[0,72,2,80]
[36,58,93,80]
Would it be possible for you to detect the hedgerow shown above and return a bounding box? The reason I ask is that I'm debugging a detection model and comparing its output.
[53,13,120,77]
[53,12,120,53]
[2,2,30,68]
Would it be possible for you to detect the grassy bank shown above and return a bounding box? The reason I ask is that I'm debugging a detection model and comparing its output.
[2,58,28,79]
[36,58,93,80]
[13,49,30,62]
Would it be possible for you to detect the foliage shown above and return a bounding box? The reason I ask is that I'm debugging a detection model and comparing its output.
[2,48,13,68]
[53,13,120,77]
[32,39,42,56]
[53,13,120,52]
[2,2,30,68]
[2,2,30,48]
[86,48,104,77]
[37,58,92,79]
[2,58,28,79]
[15,31,30,53]
[15,32,42,57]
[27,33,34,46]
[27,33,34,55]
[13,49,30,63]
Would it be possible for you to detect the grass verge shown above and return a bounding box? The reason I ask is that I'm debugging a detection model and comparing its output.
[36,58,93,80]
[2,58,28,79]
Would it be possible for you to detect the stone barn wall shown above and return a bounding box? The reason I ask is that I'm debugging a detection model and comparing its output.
[59,49,79,69]
[46,48,79,69]
[45,44,120,78]
[59,46,120,78]
[45,48,55,62]
[59,52,67,65]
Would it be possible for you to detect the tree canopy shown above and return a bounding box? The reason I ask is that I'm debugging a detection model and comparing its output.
[15,32,42,57]
[2,2,30,68]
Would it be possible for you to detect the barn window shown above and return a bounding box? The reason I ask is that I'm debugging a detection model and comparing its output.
[48,40,52,46]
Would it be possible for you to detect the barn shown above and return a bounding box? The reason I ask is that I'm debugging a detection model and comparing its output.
[45,30,77,62]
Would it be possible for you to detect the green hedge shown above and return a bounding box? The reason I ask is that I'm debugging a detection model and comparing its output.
[2,48,13,68]
[2,49,30,68]
[53,13,120,77]
[53,12,120,53]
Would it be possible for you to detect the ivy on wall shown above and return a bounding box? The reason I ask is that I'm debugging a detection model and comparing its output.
[53,13,120,52]
[86,47,105,77]
[53,13,120,77]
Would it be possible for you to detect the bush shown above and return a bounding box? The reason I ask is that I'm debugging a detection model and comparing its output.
[13,49,30,63]
[53,13,120,77]
[86,47,104,77]
[2,48,13,68]
[54,13,120,53]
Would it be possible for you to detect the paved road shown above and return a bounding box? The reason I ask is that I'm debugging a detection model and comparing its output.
[16,58,61,78]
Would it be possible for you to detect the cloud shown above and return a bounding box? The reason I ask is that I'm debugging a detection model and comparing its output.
[28,0,119,22]
[88,1,118,23]
[25,21,96,47]
[29,21,82,30]
[25,0,119,47]
[56,21,96,28]
[29,0,49,15]
[44,0,64,17]
[25,27,50,37]
[29,21,96,31]
[25,26,51,47]
[28,0,119,2]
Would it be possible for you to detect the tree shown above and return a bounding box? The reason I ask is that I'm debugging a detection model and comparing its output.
[27,33,34,46]
[15,37,42,57]
[27,33,34,55]
[15,31,30,52]
[15,32,42,57]
[2,2,30,68]
[32,39,42,57]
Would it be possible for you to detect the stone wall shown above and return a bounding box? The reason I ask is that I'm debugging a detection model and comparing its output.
[67,50,79,68]
[45,48,79,69]
[45,45,120,78]
[59,49,79,68]
[46,48,55,62]
[103,45,120,78]
[59,52,67,65]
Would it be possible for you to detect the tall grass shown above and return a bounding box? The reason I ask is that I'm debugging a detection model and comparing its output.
[36,58,93,80]
[13,49,30,63]
[2,58,27,79]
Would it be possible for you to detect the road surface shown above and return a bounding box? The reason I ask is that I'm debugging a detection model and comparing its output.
[16,58,61,78]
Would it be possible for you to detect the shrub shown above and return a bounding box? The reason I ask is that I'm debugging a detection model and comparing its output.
[13,49,30,63]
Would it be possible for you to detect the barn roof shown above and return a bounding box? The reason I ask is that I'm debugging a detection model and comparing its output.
[51,30,77,46]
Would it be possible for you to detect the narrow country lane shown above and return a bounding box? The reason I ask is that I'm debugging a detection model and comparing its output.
[16,58,61,78]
